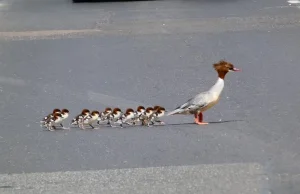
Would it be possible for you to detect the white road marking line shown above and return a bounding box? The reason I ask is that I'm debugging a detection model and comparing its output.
[0,29,103,40]
[287,0,300,8]
[0,163,267,194]
[0,0,12,11]
[262,5,292,9]
[0,1,7,8]
[2,14,300,40]
[288,0,300,4]
[0,76,26,86]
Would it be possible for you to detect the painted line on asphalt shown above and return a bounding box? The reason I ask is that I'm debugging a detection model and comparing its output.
[0,0,8,10]
[1,13,300,41]
[0,29,103,40]
[0,76,27,87]
[287,0,300,9]
[288,0,300,4]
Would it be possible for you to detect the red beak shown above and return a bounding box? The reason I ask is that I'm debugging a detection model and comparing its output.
[233,67,241,72]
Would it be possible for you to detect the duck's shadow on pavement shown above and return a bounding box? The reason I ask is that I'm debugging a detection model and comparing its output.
[165,119,244,126]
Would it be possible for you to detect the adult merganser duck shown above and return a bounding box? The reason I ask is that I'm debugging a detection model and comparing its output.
[167,60,240,125]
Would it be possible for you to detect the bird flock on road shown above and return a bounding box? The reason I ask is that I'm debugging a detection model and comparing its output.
[39,60,241,131]
[40,106,166,131]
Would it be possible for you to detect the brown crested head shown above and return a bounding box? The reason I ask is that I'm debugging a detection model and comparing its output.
[158,106,165,112]
[125,108,134,114]
[113,108,122,114]
[213,60,240,79]
[91,110,100,116]
[61,109,69,114]
[81,109,90,115]
[52,109,61,114]
[156,109,163,114]
[53,113,62,118]
[157,106,166,115]
[137,106,145,112]
[123,108,134,116]
[153,106,161,111]
[104,107,112,113]
[146,107,154,113]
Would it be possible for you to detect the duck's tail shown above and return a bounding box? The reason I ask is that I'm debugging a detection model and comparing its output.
[167,108,183,116]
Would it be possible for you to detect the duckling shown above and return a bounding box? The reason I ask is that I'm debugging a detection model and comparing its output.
[40,108,61,127]
[108,108,123,127]
[150,106,166,125]
[44,113,63,131]
[80,110,100,129]
[132,106,146,125]
[139,107,155,127]
[117,108,135,128]
[97,107,112,125]
[70,109,90,127]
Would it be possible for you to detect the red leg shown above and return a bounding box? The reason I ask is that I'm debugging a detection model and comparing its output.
[194,112,208,125]
[194,113,198,123]
[198,112,203,122]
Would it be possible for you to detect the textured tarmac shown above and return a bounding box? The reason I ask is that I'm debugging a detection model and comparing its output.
[0,163,266,194]
[1,0,300,193]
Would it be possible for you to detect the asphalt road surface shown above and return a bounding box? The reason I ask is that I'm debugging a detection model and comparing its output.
[1,0,300,193]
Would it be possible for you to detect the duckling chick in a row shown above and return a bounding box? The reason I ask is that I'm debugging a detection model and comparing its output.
[107,108,123,127]
[132,106,146,125]
[40,108,61,125]
[41,108,69,130]
[149,106,166,125]
[70,109,90,126]
[139,107,155,126]
[97,108,113,125]
[69,105,166,129]
[114,108,136,128]
[80,111,100,130]
[44,113,64,131]
[115,106,166,127]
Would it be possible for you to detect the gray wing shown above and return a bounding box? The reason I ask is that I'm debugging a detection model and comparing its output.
[176,91,210,111]
[167,91,211,116]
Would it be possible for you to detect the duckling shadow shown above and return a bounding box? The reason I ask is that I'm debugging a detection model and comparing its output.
[40,120,244,131]
[209,119,244,124]
[0,186,14,189]
[166,119,244,126]
[42,128,68,132]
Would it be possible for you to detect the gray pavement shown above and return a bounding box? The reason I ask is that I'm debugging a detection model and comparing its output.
[0,163,266,194]
[1,0,300,193]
